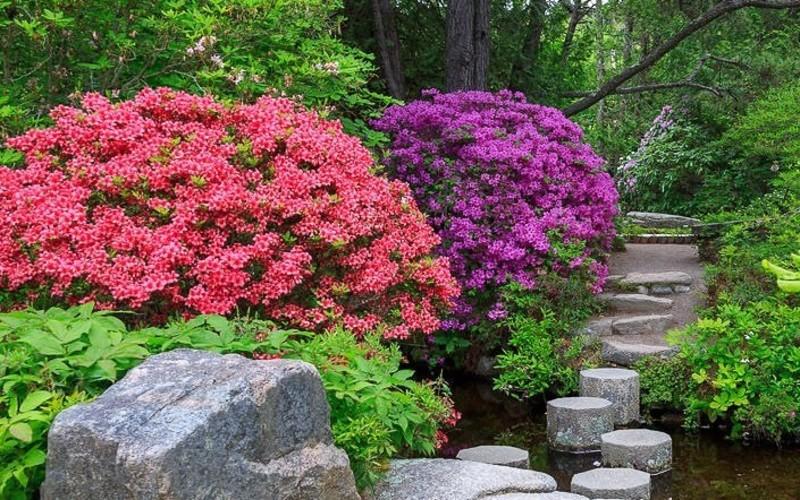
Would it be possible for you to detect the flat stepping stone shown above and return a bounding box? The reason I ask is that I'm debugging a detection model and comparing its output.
[619,272,692,287]
[571,467,651,499]
[546,397,614,453]
[578,317,614,337]
[456,445,529,469]
[579,368,640,425]
[611,314,673,336]
[602,429,672,474]
[601,338,676,367]
[369,459,557,499]
[599,293,672,313]
[485,493,589,500]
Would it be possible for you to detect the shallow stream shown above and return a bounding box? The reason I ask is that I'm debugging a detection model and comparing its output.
[445,381,800,500]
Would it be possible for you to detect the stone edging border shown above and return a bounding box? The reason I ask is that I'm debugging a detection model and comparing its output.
[622,234,696,244]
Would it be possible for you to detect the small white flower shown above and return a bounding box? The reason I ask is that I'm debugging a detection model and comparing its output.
[210,54,224,68]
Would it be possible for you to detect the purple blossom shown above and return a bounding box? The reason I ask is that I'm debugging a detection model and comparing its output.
[374,90,618,327]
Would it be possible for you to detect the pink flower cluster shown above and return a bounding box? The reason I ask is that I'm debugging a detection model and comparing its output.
[0,88,459,338]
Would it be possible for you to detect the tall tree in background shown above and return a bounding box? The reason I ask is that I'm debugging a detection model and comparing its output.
[445,0,490,90]
[372,0,407,98]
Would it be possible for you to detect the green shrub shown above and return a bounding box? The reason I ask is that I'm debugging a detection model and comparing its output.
[633,355,693,418]
[0,0,392,149]
[0,305,450,497]
[675,301,800,443]
[492,275,602,400]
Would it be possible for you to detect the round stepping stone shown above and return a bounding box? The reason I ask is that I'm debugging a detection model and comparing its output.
[571,467,651,499]
[579,368,640,425]
[546,397,614,453]
[601,429,672,474]
[456,445,529,469]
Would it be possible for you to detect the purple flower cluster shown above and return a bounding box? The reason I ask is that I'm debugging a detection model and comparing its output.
[373,90,619,329]
[617,105,675,193]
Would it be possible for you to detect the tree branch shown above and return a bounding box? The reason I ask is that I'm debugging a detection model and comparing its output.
[561,0,800,116]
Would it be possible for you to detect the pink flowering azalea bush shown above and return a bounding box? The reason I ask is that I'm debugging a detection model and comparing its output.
[0,88,458,339]
[374,90,618,331]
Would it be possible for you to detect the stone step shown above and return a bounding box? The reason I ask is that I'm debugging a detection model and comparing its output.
[611,314,674,336]
[599,293,673,313]
[571,467,651,500]
[546,397,614,453]
[601,337,677,367]
[456,445,529,469]
[579,368,640,426]
[618,271,692,295]
[578,314,673,338]
[601,429,672,475]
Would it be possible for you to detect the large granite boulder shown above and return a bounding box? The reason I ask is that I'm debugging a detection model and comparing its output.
[42,349,358,500]
[366,458,557,500]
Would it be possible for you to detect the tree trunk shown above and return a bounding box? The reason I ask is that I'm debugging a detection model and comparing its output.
[509,0,546,89]
[560,1,583,64]
[372,0,406,98]
[595,0,606,125]
[473,0,490,90]
[445,0,489,91]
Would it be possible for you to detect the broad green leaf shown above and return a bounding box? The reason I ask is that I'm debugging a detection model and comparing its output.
[22,448,47,467]
[20,391,53,412]
[9,422,33,442]
[19,332,65,356]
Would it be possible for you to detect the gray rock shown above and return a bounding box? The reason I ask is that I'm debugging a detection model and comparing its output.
[484,493,589,500]
[457,445,530,469]
[619,272,692,287]
[571,467,651,500]
[673,285,691,293]
[601,339,677,367]
[579,368,640,425]
[580,318,614,338]
[367,458,556,500]
[649,285,674,295]
[601,429,672,474]
[546,397,614,453]
[636,286,650,295]
[42,349,358,500]
[626,211,702,228]
[611,315,673,336]
[599,294,673,313]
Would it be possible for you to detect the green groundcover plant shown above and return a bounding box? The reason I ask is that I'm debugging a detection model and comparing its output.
[0,304,454,498]
[673,301,800,443]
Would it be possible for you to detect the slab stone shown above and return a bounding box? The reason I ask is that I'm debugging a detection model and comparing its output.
[602,429,672,474]
[571,467,651,500]
[42,349,358,500]
[611,314,673,336]
[579,318,614,337]
[579,368,640,425]
[674,285,691,293]
[485,493,589,500]
[601,339,677,366]
[599,293,673,313]
[546,397,614,453]
[626,211,702,228]
[649,285,674,295]
[457,445,530,469]
[619,272,692,287]
[367,458,556,500]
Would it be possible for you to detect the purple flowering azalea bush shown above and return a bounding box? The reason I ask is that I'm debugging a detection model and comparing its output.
[374,90,618,348]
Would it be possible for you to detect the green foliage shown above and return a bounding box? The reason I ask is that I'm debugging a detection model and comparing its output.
[633,355,693,418]
[0,0,393,149]
[763,253,800,293]
[493,275,602,400]
[724,82,800,166]
[675,301,800,443]
[0,306,448,496]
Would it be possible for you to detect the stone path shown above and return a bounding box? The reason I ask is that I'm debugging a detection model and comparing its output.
[585,243,706,367]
